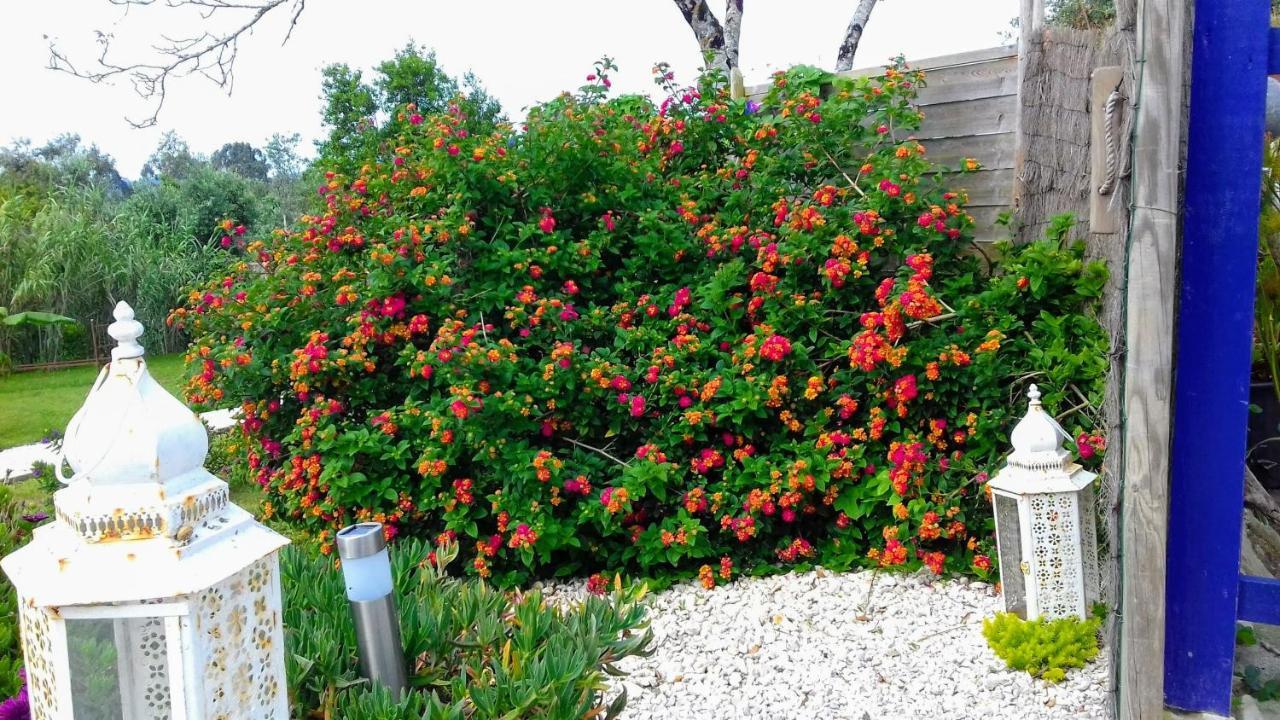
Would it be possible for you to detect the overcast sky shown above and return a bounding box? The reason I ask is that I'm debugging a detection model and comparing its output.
[0,1,1017,179]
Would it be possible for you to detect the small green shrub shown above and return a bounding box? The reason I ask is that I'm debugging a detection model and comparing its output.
[982,611,1101,683]
[282,540,651,719]
[1242,665,1280,702]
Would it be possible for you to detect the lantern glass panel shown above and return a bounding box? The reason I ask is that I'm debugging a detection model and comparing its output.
[1078,485,1101,606]
[994,494,1027,618]
[66,615,172,720]
[66,618,123,719]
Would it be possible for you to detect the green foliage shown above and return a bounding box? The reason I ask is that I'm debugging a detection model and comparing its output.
[0,484,51,700]
[1046,0,1116,29]
[1257,137,1280,406]
[1239,623,1260,647]
[211,141,270,182]
[0,129,287,363]
[282,540,652,719]
[982,612,1102,683]
[178,60,1107,585]
[317,43,502,174]
[1242,665,1280,702]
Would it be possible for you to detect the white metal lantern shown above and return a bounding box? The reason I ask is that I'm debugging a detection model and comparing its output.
[987,384,1100,621]
[1,302,290,720]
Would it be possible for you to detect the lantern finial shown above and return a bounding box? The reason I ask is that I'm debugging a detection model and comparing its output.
[1027,383,1041,406]
[108,300,145,360]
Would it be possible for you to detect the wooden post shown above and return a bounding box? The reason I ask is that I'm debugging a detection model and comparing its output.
[1116,0,1186,718]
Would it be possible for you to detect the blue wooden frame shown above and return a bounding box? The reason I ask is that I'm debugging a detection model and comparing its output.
[1164,0,1274,714]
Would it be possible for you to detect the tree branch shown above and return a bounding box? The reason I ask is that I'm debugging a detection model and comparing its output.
[563,437,631,467]
[671,0,736,76]
[722,0,743,72]
[48,0,305,128]
[835,0,878,72]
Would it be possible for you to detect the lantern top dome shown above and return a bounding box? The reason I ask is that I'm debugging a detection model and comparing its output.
[1008,384,1070,464]
[1,301,288,608]
[59,301,210,490]
[989,384,1096,495]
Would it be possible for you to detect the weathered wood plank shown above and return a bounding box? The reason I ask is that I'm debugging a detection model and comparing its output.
[923,133,1017,169]
[967,205,1012,246]
[1117,0,1184,717]
[745,45,1018,98]
[918,95,1018,139]
[940,169,1015,206]
[914,58,1018,106]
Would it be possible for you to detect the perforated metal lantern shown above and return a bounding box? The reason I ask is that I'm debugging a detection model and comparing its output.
[987,384,1100,621]
[1,302,290,719]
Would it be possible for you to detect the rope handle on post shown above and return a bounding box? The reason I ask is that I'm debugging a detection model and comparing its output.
[1098,88,1126,196]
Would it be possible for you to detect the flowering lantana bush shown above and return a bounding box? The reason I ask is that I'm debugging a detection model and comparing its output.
[173,60,1107,585]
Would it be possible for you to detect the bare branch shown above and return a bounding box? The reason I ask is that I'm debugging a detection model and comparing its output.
[835,0,878,72]
[48,0,306,128]
[671,0,734,75]
[563,437,631,467]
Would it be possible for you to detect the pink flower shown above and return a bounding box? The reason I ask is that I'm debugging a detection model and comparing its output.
[409,113,424,125]
[759,334,792,362]
[629,395,646,417]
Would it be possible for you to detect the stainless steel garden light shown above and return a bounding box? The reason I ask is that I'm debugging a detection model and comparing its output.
[336,521,408,697]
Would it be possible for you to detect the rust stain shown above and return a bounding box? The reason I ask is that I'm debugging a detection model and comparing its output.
[127,553,136,562]
[57,558,69,572]
[182,495,197,509]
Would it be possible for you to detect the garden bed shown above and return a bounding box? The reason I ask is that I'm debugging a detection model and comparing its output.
[545,570,1110,720]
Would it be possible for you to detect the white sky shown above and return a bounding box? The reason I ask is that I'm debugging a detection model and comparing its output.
[0,1,1017,179]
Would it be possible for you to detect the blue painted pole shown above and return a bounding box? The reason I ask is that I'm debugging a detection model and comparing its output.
[1164,0,1270,714]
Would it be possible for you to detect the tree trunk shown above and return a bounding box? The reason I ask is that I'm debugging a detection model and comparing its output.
[835,0,878,72]
[672,0,737,76]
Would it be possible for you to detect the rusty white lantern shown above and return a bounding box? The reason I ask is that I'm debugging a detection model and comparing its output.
[987,384,1100,621]
[1,302,289,720]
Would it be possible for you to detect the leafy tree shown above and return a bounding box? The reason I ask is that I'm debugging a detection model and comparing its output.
[0,135,127,198]
[317,43,503,172]
[211,141,270,181]
[318,63,378,166]
[1045,0,1116,29]
[140,131,202,182]
[264,132,305,180]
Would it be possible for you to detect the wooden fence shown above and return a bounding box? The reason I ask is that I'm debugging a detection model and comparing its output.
[746,45,1019,245]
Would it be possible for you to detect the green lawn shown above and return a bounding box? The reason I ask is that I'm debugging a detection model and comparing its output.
[0,354,188,449]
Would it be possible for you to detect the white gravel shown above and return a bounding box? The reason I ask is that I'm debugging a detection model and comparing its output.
[542,568,1111,720]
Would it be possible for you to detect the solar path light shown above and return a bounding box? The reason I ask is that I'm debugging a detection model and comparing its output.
[335,521,408,697]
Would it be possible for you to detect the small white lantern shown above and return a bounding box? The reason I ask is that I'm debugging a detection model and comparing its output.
[1,302,290,719]
[988,384,1100,621]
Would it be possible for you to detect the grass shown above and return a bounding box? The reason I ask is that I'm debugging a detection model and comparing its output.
[0,354,187,449]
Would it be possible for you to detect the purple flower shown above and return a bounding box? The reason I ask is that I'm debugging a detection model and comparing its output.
[0,669,29,720]
[20,513,48,524]
[744,100,762,116]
